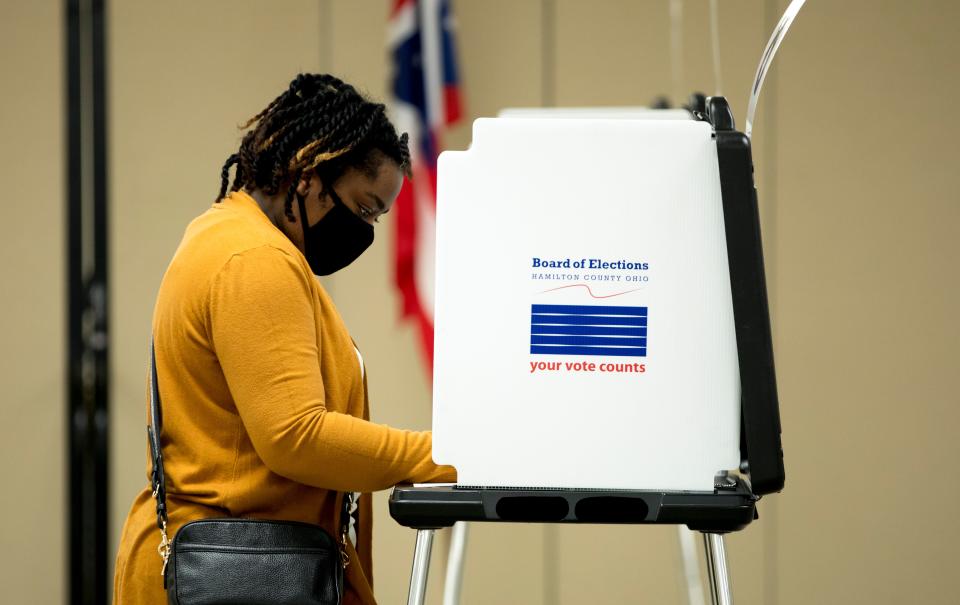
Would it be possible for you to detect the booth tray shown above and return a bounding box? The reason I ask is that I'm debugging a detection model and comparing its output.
[389,480,758,533]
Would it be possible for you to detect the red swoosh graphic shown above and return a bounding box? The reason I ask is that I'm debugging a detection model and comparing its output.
[538,283,643,299]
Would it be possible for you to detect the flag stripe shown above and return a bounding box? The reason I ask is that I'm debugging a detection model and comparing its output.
[439,0,462,123]
[530,345,648,357]
[420,0,443,129]
[388,1,416,45]
[530,324,648,337]
[531,304,648,316]
[531,335,648,347]
[531,314,648,327]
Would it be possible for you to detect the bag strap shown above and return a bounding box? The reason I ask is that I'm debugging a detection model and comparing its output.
[147,341,172,576]
[146,339,354,576]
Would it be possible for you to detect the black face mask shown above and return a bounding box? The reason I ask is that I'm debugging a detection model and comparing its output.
[296,185,374,276]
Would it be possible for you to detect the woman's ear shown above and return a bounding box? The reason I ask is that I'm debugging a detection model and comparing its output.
[312,175,334,209]
[296,171,313,197]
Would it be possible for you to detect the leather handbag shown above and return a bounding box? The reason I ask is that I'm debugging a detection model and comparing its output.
[147,341,350,605]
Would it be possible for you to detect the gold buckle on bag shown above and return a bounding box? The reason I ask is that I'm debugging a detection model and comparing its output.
[157,520,171,576]
[340,525,351,569]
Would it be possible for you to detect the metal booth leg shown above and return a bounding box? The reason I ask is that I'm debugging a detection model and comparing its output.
[701,533,733,605]
[678,526,706,605]
[407,529,436,605]
[442,522,469,605]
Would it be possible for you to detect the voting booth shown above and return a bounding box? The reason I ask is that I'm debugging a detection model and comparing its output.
[390,97,784,605]
[434,98,739,492]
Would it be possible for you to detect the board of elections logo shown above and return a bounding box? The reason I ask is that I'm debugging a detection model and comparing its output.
[529,304,647,357]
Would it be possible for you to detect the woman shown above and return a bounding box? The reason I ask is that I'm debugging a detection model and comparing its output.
[113,73,455,604]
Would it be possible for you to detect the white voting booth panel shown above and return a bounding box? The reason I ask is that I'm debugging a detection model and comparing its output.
[432,117,740,491]
[498,107,693,120]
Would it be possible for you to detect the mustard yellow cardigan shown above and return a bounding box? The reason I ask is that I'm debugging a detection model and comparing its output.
[113,191,454,604]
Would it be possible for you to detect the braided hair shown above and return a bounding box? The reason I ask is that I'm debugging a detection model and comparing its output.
[216,73,412,222]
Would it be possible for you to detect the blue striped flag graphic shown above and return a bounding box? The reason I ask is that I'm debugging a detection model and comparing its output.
[529,304,648,357]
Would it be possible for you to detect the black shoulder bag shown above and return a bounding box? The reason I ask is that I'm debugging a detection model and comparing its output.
[148,341,351,605]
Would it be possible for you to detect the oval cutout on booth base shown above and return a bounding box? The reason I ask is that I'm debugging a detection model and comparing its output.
[575,497,649,522]
[495,497,569,522]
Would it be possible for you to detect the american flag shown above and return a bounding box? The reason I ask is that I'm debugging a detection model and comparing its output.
[530,304,649,357]
[389,0,463,372]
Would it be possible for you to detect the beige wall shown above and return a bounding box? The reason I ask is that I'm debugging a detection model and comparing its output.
[2,0,959,603]
[0,1,65,604]
[774,3,960,603]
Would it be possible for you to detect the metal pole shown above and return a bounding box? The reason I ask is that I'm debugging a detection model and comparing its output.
[702,533,733,605]
[407,529,436,605]
[702,533,718,605]
[678,526,706,605]
[442,522,469,605]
